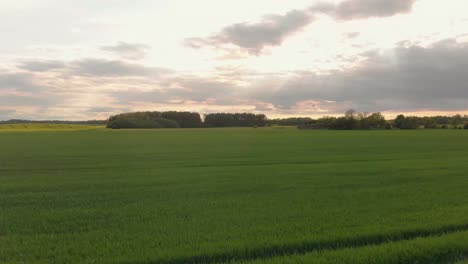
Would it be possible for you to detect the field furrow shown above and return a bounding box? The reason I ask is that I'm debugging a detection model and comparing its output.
[126,225,468,264]
[233,230,468,264]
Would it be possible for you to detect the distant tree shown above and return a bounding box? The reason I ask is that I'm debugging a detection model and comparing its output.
[401,117,419,129]
[421,117,437,129]
[301,117,337,129]
[394,114,406,129]
[365,112,387,129]
[451,114,463,127]
[333,117,357,130]
[464,124,468,129]
[330,109,359,130]
[345,109,357,119]
[392,114,419,129]
[317,117,337,129]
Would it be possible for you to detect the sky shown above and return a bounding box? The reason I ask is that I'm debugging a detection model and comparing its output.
[1,0,468,120]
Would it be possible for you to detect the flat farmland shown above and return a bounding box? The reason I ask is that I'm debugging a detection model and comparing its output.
[1,128,467,263]
[0,123,104,132]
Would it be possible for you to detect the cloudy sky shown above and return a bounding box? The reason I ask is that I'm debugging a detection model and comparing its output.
[1,0,468,120]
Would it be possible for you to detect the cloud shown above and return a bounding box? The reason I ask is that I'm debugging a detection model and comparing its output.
[185,0,417,55]
[252,39,468,113]
[184,8,317,55]
[0,73,45,92]
[70,59,170,77]
[5,38,468,120]
[188,9,315,55]
[0,71,71,119]
[14,58,171,78]
[0,109,15,120]
[335,0,416,20]
[17,60,66,72]
[86,107,117,113]
[101,42,150,60]
[110,75,241,106]
[345,32,361,39]
[0,93,62,108]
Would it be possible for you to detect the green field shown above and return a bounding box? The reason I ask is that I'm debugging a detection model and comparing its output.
[1,128,467,263]
[0,123,104,132]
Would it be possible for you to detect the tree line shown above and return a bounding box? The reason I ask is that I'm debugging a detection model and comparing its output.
[298,110,389,130]
[107,111,267,129]
[105,110,468,130]
[298,111,468,130]
[204,113,267,127]
[107,111,203,129]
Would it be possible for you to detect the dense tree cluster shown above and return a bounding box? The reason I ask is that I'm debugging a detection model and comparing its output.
[393,114,468,129]
[267,117,312,127]
[107,111,202,129]
[204,113,267,127]
[107,111,267,129]
[393,115,419,129]
[103,110,468,130]
[160,111,204,128]
[299,110,389,130]
[297,111,468,130]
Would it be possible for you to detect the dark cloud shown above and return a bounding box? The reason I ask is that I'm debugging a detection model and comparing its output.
[14,57,170,78]
[335,0,416,20]
[70,59,170,77]
[0,72,66,109]
[185,0,417,55]
[253,39,468,112]
[217,9,312,55]
[185,9,315,55]
[101,42,150,60]
[0,73,45,92]
[17,60,66,72]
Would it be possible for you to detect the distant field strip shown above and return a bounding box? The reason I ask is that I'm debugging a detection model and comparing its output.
[0,123,104,131]
[126,224,468,264]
